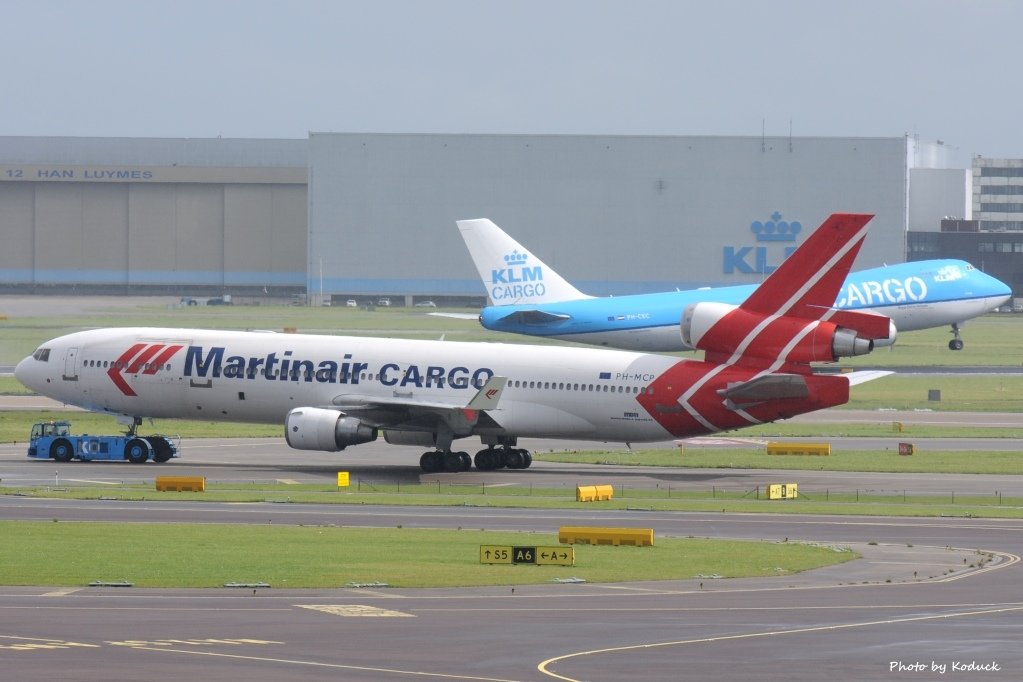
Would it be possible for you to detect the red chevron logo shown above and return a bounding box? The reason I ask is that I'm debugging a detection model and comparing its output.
[107,343,184,396]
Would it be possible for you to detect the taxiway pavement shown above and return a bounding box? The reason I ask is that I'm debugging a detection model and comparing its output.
[2,440,1023,680]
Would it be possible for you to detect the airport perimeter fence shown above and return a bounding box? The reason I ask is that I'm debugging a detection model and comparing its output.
[347,477,1021,508]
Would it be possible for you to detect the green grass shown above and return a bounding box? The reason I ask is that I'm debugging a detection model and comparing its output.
[0,377,34,395]
[841,375,1023,412]
[0,521,854,588]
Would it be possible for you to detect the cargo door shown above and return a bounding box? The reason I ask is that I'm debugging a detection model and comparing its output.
[62,347,79,381]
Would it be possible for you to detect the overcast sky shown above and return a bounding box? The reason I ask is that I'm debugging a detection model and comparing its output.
[5,0,1021,163]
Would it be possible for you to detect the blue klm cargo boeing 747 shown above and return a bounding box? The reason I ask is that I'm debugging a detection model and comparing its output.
[453,218,1011,352]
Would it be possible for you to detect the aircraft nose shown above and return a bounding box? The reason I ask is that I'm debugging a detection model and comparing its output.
[983,272,1013,305]
[14,355,40,391]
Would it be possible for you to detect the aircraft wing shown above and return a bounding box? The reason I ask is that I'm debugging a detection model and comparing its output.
[330,376,508,429]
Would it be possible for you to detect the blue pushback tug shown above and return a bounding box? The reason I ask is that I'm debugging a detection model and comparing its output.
[27,420,177,463]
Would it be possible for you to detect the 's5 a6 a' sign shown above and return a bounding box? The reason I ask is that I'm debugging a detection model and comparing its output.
[479,545,574,566]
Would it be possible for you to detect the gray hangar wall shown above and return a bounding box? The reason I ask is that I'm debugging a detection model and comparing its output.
[308,133,908,298]
[0,137,308,293]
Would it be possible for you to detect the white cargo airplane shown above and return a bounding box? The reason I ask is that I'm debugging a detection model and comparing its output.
[454,218,1012,351]
[16,214,892,473]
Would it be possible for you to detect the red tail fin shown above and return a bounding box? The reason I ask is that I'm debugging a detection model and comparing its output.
[741,213,873,320]
[687,213,883,367]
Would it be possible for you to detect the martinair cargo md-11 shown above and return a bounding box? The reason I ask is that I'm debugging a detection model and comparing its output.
[17,214,893,474]
[455,217,1011,352]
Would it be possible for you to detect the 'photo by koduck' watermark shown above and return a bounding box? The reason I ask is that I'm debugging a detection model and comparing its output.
[889,660,1001,674]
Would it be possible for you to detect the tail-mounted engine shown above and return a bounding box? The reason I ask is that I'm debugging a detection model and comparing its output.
[285,407,378,452]
[681,302,890,363]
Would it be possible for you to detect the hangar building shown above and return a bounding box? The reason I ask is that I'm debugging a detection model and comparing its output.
[1,133,976,301]
[0,137,306,294]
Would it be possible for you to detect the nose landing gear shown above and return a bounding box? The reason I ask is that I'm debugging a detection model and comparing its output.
[948,323,964,351]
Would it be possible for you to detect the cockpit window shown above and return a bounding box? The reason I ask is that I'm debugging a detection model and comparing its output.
[32,348,51,362]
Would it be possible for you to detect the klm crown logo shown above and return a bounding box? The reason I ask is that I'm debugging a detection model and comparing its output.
[503,250,529,266]
[723,211,802,274]
[751,212,801,242]
[490,249,545,300]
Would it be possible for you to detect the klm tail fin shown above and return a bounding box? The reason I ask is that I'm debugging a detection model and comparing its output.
[456,219,591,306]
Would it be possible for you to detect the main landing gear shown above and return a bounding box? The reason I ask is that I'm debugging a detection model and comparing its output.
[419,447,533,473]
[948,322,964,351]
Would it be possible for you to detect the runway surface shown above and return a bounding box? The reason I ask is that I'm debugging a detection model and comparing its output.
[3,438,1023,681]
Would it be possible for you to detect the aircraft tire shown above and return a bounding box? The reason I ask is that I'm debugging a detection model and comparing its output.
[124,438,150,464]
[521,450,533,469]
[420,451,442,473]
[503,449,525,470]
[949,339,964,351]
[474,449,495,471]
[458,452,472,471]
[443,451,463,472]
[150,436,174,463]
[50,438,74,463]
[493,449,508,470]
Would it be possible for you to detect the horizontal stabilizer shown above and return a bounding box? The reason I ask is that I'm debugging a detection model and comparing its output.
[842,370,894,387]
[718,374,809,403]
[428,312,480,320]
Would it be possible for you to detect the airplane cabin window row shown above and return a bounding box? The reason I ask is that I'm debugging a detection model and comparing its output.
[84,359,172,372]
[508,379,651,395]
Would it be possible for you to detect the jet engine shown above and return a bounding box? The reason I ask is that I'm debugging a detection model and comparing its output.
[681,302,879,363]
[284,407,377,452]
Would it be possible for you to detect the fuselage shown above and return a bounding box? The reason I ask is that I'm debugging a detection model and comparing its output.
[480,260,1012,351]
[15,327,854,445]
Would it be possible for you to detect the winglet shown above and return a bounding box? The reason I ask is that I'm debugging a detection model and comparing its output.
[456,219,591,305]
[466,375,508,411]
